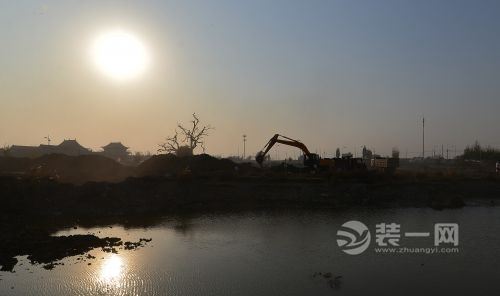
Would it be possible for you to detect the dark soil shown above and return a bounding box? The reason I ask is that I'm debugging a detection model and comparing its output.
[136,153,239,176]
[0,154,133,184]
[0,153,255,184]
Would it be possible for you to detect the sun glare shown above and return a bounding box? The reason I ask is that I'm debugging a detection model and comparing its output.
[100,254,124,283]
[91,29,149,81]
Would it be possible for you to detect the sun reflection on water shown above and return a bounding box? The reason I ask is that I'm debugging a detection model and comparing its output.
[100,254,124,284]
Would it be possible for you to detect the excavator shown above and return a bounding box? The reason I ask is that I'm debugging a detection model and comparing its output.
[256,134,321,168]
[255,134,365,170]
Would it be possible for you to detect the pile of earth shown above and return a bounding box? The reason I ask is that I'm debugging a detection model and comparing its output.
[0,154,133,184]
[0,156,32,173]
[135,153,242,177]
[0,154,257,184]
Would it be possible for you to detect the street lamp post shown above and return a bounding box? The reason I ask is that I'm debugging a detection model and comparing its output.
[242,134,247,159]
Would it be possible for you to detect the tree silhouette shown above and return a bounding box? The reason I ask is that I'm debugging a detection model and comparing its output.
[158,113,213,155]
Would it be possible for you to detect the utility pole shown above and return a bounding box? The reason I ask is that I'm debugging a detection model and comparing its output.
[441,144,444,158]
[242,134,247,159]
[422,117,425,159]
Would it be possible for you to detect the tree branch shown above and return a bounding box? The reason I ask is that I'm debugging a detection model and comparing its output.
[158,113,213,154]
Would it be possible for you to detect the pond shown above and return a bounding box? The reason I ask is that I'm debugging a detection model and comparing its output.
[1,207,499,295]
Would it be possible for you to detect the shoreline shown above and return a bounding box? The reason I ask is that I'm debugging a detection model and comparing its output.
[1,174,499,272]
[2,174,499,215]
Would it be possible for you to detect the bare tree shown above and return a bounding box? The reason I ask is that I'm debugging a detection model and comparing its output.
[158,130,181,154]
[158,113,213,155]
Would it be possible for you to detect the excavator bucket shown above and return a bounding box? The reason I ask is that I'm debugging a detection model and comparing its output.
[256,151,265,165]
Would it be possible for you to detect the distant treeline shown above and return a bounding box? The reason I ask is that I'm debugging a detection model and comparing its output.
[462,141,500,161]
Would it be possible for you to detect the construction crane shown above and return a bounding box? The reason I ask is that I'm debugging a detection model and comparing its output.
[256,134,366,171]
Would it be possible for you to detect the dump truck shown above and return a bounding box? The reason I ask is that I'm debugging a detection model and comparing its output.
[370,157,399,172]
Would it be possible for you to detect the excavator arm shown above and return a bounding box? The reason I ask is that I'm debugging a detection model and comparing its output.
[256,134,314,165]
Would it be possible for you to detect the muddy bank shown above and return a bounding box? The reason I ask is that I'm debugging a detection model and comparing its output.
[1,174,499,218]
[0,216,153,272]
[0,233,122,272]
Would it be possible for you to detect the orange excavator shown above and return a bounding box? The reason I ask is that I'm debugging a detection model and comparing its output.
[256,134,321,167]
[255,134,365,170]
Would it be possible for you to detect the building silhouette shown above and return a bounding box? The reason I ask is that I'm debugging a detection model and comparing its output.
[100,142,130,162]
[8,139,131,163]
[9,139,91,158]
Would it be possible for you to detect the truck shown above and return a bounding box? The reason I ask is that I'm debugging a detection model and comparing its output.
[370,157,399,172]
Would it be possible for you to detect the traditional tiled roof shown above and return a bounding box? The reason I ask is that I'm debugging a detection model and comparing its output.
[58,139,88,150]
[102,142,129,150]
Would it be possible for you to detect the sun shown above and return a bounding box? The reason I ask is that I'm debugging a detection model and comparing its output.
[91,29,149,81]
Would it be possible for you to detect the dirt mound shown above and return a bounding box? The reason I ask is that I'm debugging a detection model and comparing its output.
[0,156,32,173]
[1,154,243,183]
[136,154,236,177]
[0,154,133,184]
[33,154,133,184]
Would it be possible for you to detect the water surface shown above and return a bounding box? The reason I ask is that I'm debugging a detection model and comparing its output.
[1,207,499,295]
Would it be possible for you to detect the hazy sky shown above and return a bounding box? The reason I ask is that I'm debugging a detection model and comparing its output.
[1,0,499,157]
